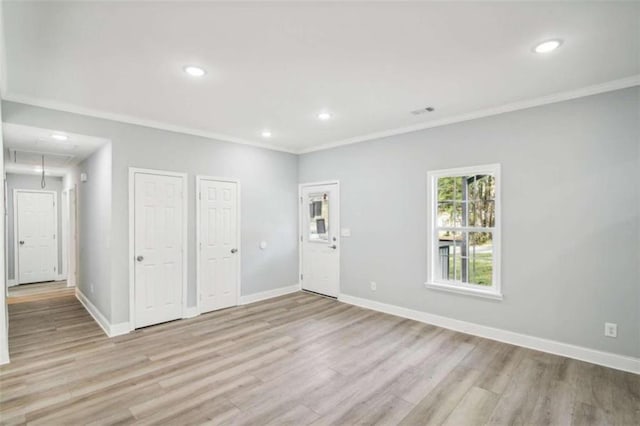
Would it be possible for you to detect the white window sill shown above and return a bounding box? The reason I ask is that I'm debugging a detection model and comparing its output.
[424,282,503,301]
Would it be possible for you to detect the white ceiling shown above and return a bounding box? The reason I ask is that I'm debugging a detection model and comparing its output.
[3,123,109,176]
[2,1,638,153]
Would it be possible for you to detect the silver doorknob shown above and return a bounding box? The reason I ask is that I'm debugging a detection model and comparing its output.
[19,241,24,245]
[329,245,337,249]
[230,248,238,254]
[136,255,144,262]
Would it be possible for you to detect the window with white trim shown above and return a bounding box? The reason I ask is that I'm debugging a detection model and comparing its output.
[427,164,502,299]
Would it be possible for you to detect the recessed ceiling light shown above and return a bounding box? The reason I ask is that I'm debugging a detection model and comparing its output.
[51,133,68,141]
[261,130,272,138]
[183,66,206,77]
[533,39,562,54]
[317,112,332,121]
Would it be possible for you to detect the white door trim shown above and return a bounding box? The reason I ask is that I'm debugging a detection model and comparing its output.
[60,189,69,281]
[195,175,241,315]
[128,167,188,330]
[66,186,78,288]
[13,189,59,285]
[298,180,340,296]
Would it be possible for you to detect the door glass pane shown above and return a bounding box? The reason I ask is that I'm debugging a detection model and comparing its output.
[309,192,329,242]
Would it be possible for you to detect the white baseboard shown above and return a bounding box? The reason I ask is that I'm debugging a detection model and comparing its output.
[75,288,130,338]
[7,279,17,287]
[183,306,199,319]
[109,322,132,337]
[239,283,301,305]
[338,293,640,375]
[0,345,9,365]
[56,274,67,282]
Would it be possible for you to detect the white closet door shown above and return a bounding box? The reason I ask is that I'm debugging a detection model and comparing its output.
[134,172,184,328]
[199,179,239,313]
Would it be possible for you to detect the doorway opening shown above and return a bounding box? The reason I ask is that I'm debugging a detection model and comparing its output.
[3,123,108,304]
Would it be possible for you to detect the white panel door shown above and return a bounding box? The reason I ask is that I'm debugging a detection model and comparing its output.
[17,191,57,284]
[301,183,340,297]
[134,172,184,328]
[198,179,239,313]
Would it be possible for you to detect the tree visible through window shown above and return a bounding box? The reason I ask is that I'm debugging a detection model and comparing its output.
[428,164,501,298]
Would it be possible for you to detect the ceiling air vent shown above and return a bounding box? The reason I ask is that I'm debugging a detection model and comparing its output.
[411,106,435,115]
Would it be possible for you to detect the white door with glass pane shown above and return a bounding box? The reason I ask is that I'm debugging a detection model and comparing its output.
[134,171,185,328]
[16,190,57,284]
[198,178,239,313]
[300,182,340,297]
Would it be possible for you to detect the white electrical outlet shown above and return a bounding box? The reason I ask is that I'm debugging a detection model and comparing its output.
[370,281,377,291]
[604,322,617,338]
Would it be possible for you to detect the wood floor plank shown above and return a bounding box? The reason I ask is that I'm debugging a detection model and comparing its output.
[441,386,499,426]
[1,289,637,426]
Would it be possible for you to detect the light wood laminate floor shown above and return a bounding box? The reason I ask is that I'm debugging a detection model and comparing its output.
[7,281,73,304]
[1,291,638,425]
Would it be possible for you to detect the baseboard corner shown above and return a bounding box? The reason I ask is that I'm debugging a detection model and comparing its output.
[183,306,199,319]
[239,283,301,305]
[75,288,130,338]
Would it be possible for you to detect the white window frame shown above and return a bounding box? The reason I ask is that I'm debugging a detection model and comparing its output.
[426,163,502,300]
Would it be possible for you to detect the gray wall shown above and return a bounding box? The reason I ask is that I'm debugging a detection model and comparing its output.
[299,88,640,358]
[73,144,112,320]
[6,173,63,281]
[2,101,299,324]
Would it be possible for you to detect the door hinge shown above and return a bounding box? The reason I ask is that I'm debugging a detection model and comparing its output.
[53,234,56,239]
[300,235,303,242]
[300,273,303,280]
[199,192,201,200]
[300,196,303,204]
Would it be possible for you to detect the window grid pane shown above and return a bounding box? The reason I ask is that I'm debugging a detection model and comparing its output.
[435,227,494,286]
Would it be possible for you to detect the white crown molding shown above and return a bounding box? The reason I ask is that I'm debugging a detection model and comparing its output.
[299,75,640,154]
[1,93,298,154]
[338,293,640,375]
[2,75,638,155]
